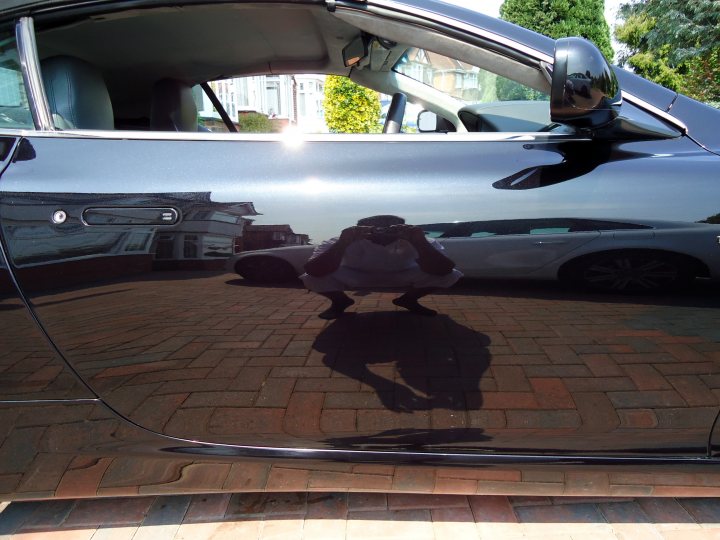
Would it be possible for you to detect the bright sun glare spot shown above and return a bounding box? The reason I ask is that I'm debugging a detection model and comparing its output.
[302,177,330,194]
[281,126,304,148]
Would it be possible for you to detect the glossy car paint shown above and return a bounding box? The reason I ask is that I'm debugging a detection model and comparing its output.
[1,0,720,501]
[231,218,720,283]
[2,133,719,449]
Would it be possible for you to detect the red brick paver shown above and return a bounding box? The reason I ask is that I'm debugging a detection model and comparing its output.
[3,494,720,539]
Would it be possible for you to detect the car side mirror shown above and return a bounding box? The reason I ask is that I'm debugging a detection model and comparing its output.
[550,37,621,130]
[417,110,437,132]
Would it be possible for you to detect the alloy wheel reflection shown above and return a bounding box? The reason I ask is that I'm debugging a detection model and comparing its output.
[580,254,685,292]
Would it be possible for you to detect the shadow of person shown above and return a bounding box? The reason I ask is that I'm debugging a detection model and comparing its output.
[313,311,493,449]
[313,311,492,413]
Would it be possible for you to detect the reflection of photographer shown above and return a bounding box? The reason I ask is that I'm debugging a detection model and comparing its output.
[301,215,462,319]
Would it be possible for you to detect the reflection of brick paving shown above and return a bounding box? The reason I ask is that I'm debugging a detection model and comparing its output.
[26,272,720,451]
[3,493,720,539]
[0,285,93,401]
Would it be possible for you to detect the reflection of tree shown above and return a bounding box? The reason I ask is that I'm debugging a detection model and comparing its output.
[496,77,548,101]
[699,213,720,224]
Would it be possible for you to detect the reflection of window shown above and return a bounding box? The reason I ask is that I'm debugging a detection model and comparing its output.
[530,228,571,235]
[184,234,199,258]
[429,218,654,238]
[209,211,238,224]
[155,234,174,259]
[202,235,232,258]
[125,232,151,252]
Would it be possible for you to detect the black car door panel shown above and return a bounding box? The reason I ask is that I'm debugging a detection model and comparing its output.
[1,133,720,456]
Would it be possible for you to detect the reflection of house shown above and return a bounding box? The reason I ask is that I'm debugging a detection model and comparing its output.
[153,198,258,271]
[242,224,310,251]
[296,75,326,133]
[401,49,487,102]
[0,193,259,291]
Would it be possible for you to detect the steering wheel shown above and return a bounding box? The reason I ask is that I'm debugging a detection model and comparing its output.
[383,92,407,134]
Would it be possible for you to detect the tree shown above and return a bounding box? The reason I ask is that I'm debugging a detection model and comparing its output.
[500,0,614,61]
[323,76,381,134]
[615,0,720,106]
[619,0,719,63]
[614,12,683,90]
[236,112,275,133]
[684,49,720,106]
[699,212,720,224]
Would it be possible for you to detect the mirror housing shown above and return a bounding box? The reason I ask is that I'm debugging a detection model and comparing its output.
[417,110,437,132]
[550,37,621,130]
[417,110,456,133]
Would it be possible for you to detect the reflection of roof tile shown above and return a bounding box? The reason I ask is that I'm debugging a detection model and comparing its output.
[245,224,295,233]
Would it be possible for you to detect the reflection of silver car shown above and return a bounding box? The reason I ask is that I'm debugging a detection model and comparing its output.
[230,218,720,292]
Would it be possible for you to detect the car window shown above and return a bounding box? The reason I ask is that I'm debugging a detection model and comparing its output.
[198,74,430,135]
[32,3,555,135]
[0,32,34,129]
[198,75,330,134]
[395,47,548,104]
[394,47,552,132]
[432,219,610,238]
[529,227,571,234]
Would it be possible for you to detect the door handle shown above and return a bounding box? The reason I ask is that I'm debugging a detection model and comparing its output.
[82,207,180,225]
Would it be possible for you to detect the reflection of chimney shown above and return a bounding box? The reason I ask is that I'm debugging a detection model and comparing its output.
[291,75,298,125]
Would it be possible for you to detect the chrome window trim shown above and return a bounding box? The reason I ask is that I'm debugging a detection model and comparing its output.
[365,0,554,64]
[622,92,688,134]
[9,129,589,143]
[15,17,53,131]
[0,127,28,136]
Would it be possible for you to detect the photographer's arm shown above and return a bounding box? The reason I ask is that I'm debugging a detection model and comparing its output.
[304,227,367,277]
[398,226,456,276]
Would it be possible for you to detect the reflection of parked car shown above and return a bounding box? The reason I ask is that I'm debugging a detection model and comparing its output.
[231,218,720,292]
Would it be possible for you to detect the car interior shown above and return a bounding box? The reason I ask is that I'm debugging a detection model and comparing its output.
[32,2,557,134]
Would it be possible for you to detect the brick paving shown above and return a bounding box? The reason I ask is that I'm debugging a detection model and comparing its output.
[3,273,720,501]
[20,272,720,453]
[2,493,720,539]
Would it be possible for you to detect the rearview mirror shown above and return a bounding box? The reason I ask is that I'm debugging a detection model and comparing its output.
[550,37,621,129]
[343,34,370,67]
